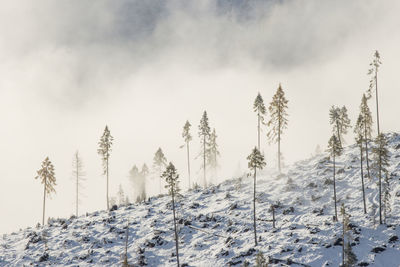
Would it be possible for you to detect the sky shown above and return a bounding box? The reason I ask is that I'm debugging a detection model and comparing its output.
[1,0,400,234]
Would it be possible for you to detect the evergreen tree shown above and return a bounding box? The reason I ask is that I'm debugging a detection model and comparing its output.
[129,165,146,203]
[35,157,56,225]
[182,120,192,189]
[372,133,390,224]
[354,118,367,214]
[117,184,126,206]
[341,204,357,267]
[153,148,167,194]
[328,135,342,221]
[383,171,391,224]
[139,164,148,201]
[97,125,113,210]
[198,111,211,188]
[72,151,85,217]
[267,84,288,173]
[253,92,266,150]
[359,94,373,181]
[207,128,220,179]
[329,105,351,145]
[255,251,267,267]
[247,147,266,246]
[367,50,382,135]
[161,163,181,267]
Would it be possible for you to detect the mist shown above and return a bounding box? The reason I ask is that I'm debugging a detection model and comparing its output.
[1,0,400,234]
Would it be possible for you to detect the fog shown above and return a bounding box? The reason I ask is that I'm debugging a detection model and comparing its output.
[1,0,399,234]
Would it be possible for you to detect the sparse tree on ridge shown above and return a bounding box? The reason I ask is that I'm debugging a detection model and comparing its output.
[354,117,367,214]
[181,120,192,189]
[35,157,56,226]
[161,163,181,267]
[329,105,351,145]
[153,148,167,194]
[359,94,373,181]
[367,50,382,135]
[328,135,342,221]
[372,133,390,224]
[199,111,211,188]
[72,151,85,217]
[267,84,288,173]
[247,147,266,246]
[253,92,266,150]
[207,128,220,180]
[97,125,113,210]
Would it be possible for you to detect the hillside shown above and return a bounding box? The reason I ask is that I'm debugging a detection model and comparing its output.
[2,133,400,266]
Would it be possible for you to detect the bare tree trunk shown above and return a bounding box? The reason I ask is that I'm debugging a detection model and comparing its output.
[76,154,79,217]
[342,209,345,266]
[106,157,109,210]
[375,69,380,135]
[379,154,382,224]
[333,155,338,221]
[360,143,367,214]
[203,135,206,188]
[253,168,257,246]
[278,103,281,173]
[364,124,371,181]
[257,112,260,150]
[171,190,180,266]
[187,141,191,189]
[42,178,47,226]
[272,205,276,228]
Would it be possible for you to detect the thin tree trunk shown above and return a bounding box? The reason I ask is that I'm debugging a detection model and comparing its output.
[333,155,337,221]
[257,112,260,150]
[203,135,206,188]
[272,205,276,228]
[106,157,109,210]
[360,143,367,214]
[278,101,281,173]
[364,124,371,181]
[171,190,180,267]
[342,210,345,266]
[379,153,382,224]
[187,141,191,189]
[375,70,380,135]
[253,168,257,246]
[42,178,47,226]
[76,155,79,217]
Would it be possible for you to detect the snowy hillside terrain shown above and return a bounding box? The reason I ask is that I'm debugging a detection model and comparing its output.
[2,133,400,266]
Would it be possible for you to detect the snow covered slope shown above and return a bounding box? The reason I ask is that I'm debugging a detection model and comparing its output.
[2,133,400,266]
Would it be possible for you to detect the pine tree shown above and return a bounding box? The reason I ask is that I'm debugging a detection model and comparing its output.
[72,151,85,217]
[161,163,181,267]
[139,164,148,202]
[383,171,391,224]
[207,128,220,180]
[182,120,192,189]
[97,125,113,210]
[129,165,146,203]
[359,94,373,181]
[247,147,266,246]
[253,92,266,150]
[267,84,288,173]
[372,133,390,224]
[198,111,211,188]
[35,157,56,226]
[255,251,267,267]
[341,204,357,267]
[329,106,351,145]
[354,118,367,214]
[153,148,167,194]
[117,184,125,206]
[328,135,342,221]
[367,50,382,135]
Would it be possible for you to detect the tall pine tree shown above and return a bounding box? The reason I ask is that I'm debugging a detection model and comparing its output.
[328,135,342,221]
[97,125,113,210]
[247,147,266,246]
[329,105,351,145]
[359,94,373,181]
[72,151,85,217]
[161,163,181,267]
[267,84,288,173]
[198,111,211,188]
[153,148,167,194]
[35,157,56,225]
[207,128,220,180]
[253,92,266,150]
[367,50,382,135]
[372,133,390,224]
[182,120,192,189]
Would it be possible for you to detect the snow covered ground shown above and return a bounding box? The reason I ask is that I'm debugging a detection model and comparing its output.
[2,133,400,266]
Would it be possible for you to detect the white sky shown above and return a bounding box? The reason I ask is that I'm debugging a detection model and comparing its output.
[1,0,400,234]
